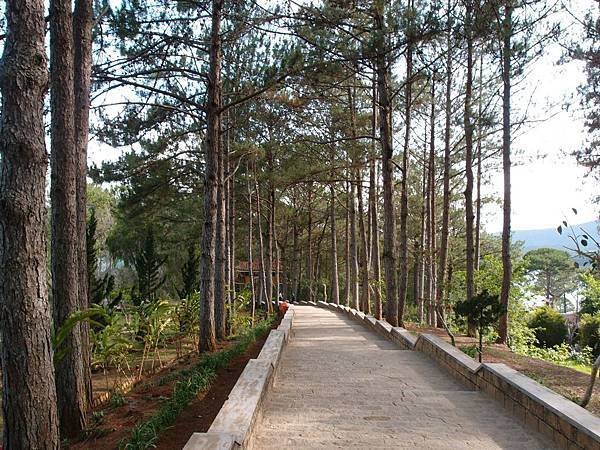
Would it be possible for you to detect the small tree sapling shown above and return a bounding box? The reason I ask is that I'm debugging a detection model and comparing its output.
[455,290,506,362]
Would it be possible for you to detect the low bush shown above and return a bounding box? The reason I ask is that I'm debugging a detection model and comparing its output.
[528,306,567,348]
[524,343,593,367]
[579,314,600,357]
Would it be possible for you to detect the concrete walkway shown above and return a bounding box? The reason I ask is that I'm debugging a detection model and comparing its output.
[250,306,556,449]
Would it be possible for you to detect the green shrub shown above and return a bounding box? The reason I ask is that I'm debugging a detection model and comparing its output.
[579,314,600,357]
[528,306,567,347]
[460,345,478,359]
[523,343,593,367]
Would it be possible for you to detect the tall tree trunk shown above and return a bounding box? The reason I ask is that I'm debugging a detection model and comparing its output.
[375,2,398,326]
[370,80,383,318]
[475,54,483,271]
[266,148,274,306]
[0,1,60,445]
[74,0,94,408]
[50,0,88,436]
[330,143,340,305]
[226,127,236,325]
[247,166,256,323]
[428,76,438,327]
[412,238,420,320]
[357,168,371,313]
[498,3,513,344]
[215,125,226,339]
[292,213,299,301]
[436,0,453,328]
[349,169,360,310]
[307,187,314,302]
[464,0,476,324]
[398,25,413,326]
[199,0,223,353]
[255,167,269,312]
[420,130,427,324]
[345,177,351,306]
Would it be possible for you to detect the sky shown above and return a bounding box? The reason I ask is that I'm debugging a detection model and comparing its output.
[482,37,599,233]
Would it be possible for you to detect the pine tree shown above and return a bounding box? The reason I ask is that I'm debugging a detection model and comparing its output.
[87,208,115,306]
[0,0,60,445]
[133,226,167,305]
[178,245,201,301]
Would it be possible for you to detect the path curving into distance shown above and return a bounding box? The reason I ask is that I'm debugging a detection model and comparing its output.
[250,305,556,449]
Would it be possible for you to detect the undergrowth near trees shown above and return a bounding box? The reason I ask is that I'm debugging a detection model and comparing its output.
[119,316,274,449]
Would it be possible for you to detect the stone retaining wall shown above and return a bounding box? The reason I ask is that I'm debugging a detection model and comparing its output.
[182,305,295,450]
[311,301,600,450]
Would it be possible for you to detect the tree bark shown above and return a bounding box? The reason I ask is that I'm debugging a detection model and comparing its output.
[247,165,256,323]
[344,176,351,306]
[226,121,236,324]
[357,167,371,314]
[436,0,453,330]
[428,76,438,327]
[0,0,60,446]
[292,212,299,301]
[475,54,483,271]
[464,0,476,331]
[498,3,513,344]
[266,148,274,306]
[375,2,398,326]
[420,130,427,324]
[74,0,94,408]
[255,167,269,311]
[50,0,88,436]
[370,80,383,319]
[199,0,223,353]
[215,122,226,339]
[307,187,314,302]
[330,142,340,305]
[398,25,413,326]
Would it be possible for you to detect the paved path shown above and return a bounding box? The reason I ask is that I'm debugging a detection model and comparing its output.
[250,306,556,449]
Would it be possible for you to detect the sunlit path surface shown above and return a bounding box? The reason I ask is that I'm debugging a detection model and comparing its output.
[250,306,556,449]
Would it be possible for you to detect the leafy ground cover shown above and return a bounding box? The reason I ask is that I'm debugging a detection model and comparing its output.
[71,317,276,449]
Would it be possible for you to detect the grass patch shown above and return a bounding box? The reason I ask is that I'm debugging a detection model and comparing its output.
[120,317,274,450]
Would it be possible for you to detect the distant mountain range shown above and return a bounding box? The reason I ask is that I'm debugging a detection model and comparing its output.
[512,221,600,254]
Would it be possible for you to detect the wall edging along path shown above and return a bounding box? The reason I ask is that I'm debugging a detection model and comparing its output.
[182,305,295,450]
[310,301,600,450]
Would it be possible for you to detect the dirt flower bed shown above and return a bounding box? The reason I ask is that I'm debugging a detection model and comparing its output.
[72,317,278,449]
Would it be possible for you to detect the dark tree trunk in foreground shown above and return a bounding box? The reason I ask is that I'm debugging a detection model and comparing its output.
[498,3,513,344]
[0,1,60,446]
[50,0,88,436]
[74,0,94,407]
[200,0,223,353]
